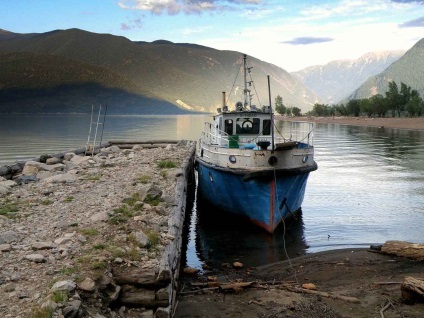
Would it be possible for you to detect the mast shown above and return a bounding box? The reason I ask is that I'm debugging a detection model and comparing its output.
[243,54,248,109]
[267,75,275,151]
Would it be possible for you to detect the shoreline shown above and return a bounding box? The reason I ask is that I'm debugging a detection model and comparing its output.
[278,116,424,131]
[176,247,424,317]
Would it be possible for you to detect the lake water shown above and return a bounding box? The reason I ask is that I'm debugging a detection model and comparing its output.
[1,114,424,269]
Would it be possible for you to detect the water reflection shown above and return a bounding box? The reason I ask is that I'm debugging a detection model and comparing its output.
[184,190,308,270]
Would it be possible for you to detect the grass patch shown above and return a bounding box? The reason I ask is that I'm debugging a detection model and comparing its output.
[160,171,168,178]
[136,175,152,184]
[146,230,161,249]
[126,246,140,261]
[144,194,161,206]
[93,244,107,250]
[51,291,68,303]
[109,205,135,224]
[60,267,78,275]
[0,203,19,218]
[121,193,140,206]
[91,261,106,270]
[87,174,102,181]
[29,306,53,318]
[64,196,74,202]
[107,246,126,258]
[157,160,177,169]
[78,228,99,236]
[41,199,53,206]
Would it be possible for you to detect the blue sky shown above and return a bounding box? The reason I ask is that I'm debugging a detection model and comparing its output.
[1,0,424,71]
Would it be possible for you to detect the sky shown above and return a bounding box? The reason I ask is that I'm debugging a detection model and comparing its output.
[1,0,424,72]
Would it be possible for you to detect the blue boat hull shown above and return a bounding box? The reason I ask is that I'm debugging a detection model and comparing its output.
[196,161,312,233]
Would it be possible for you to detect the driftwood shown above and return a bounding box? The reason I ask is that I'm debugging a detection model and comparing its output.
[281,285,360,303]
[401,276,424,303]
[381,241,424,260]
[183,280,360,304]
[219,282,254,291]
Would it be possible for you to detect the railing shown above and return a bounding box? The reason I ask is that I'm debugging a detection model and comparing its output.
[200,121,314,148]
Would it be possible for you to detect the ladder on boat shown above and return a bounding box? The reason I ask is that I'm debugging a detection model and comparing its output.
[85,104,107,156]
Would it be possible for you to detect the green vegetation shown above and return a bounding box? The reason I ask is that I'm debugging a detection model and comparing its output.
[121,193,140,206]
[51,291,68,303]
[29,306,53,318]
[146,230,161,249]
[91,261,106,270]
[60,267,78,275]
[87,174,102,181]
[144,194,161,206]
[64,196,74,202]
[275,95,303,116]
[78,228,99,236]
[308,81,424,118]
[109,204,135,224]
[136,175,152,184]
[41,199,53,206]
[157,160,177,169]
[0,203,18,218]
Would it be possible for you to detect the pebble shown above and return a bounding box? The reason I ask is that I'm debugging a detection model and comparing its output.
[0,142,194,317]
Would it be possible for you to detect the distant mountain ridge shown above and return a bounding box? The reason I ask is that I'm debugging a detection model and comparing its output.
[346,39,424,102]
[0,28,320,114]
[292,50,405,104]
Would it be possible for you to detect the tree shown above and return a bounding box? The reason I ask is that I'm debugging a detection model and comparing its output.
[406,92,424,117]
[292,107,302,116]
[369,94,387,117]
[360,98,373,117]
[286,107,292,116]
[274,95,286,115]
[385,81,401,117]
[346,99,361,116]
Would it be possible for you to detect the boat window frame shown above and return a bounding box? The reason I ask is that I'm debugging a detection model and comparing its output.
[236,117,260,135]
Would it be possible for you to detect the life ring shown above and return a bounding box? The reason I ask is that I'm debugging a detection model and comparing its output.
[242,120,253,131]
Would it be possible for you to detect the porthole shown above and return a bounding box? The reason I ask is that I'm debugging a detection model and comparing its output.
[229,155,237,164]
[302,155,308,163]
[268,156,278,166]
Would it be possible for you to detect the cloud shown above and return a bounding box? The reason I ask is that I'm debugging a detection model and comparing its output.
[117,0,261,15]
[282,37,334,45]
[399,16,424,27]
[390,0,424,4]
[120,17,143,30]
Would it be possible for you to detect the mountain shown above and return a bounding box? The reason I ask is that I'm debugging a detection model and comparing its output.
[0,28,319,114]
[346,39,424,102]
[292,51,405,104]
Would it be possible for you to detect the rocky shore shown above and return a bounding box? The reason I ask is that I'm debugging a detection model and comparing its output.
[0,141,195,318]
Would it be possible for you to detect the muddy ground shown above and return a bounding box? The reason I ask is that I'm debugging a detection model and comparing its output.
[175,248,424,317]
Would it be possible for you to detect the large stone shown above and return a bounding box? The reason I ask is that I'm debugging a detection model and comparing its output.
[90,212,109,222]
[51,280,76,292]
[0,244,12,252]
[22,165,39,176]
[41,173,77,184]
[46,157,60,165]
[134,231,149,247]
[63,153,76,161]
[0,180,16,188]
[147,184,163,200]
[0,186,10,195]
[25,254,46,263]
[77,278,95,292]
[70,155,91,165]
[25,161,64,172]
[0,231,19,244]
[32,241,56,250]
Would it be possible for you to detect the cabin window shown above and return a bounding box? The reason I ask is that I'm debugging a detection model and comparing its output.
[224,119,233,135]
[263,119,271,135]
[236,118,260,135]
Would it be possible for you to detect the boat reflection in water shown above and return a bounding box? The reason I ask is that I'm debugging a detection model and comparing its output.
[191,198,308,269]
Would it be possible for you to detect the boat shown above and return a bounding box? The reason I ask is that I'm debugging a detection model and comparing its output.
[195,54,317,233]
